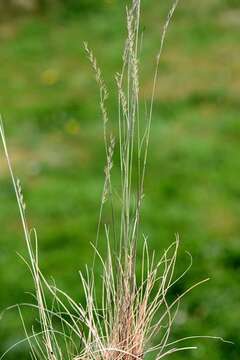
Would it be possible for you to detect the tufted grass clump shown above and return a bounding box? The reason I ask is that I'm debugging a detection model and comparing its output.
[0,1,229,359]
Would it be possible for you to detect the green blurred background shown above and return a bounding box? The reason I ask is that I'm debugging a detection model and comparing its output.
[0,0,239,359]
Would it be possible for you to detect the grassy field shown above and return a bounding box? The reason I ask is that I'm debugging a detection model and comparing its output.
[0,0,240,359]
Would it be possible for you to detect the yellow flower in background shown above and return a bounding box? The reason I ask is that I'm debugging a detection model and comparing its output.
[40,68,59,86]
[64,118,80,135]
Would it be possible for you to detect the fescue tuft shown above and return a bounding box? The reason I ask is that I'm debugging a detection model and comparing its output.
[0,1,230,359]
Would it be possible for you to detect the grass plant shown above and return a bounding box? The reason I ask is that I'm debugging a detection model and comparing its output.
[0,1,230,359]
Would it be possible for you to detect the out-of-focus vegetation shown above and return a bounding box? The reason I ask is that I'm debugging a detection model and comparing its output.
[0,0,107,17]
[0,0,239,359]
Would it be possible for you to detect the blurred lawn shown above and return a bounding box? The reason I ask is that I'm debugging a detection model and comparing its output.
[0,0,240,359]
